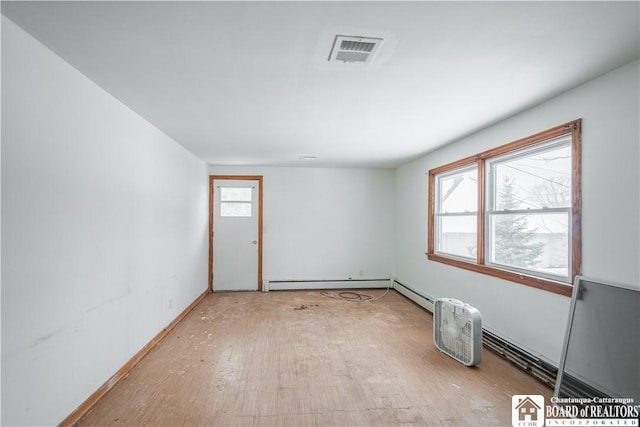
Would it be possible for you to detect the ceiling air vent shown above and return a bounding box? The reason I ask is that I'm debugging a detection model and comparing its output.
[328,35,383,63]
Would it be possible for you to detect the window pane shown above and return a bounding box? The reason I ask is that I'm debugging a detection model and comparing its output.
[428,120,580,292]
[220,202,252,217]
[492,141,571,210]
[488,212,568,278]
[437,215,477,259]
[438,167,477,213]
[221,187,252,202]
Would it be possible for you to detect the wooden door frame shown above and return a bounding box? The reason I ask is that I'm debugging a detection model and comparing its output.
[209,175,264,292]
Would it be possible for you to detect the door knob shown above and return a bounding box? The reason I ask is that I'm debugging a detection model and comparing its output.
[252,240,258,244]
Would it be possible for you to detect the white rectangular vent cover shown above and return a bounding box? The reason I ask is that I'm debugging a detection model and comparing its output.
[328,35,383,63]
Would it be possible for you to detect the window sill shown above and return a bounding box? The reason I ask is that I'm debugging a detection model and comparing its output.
[426,253,573,297]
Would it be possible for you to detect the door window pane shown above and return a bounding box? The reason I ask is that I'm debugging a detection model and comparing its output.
[220,186,252,217]
[221,187,252,202]
[220,202,252,217]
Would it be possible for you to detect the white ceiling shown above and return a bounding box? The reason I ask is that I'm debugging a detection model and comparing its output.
[3,1,639,168]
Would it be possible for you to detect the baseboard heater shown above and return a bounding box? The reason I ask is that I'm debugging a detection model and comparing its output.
[394,280,605,396]
[265,278,392,291]
[480,330,612,397]
[392,279,436,312]
[392,279,577,392]
[481,329,557,388]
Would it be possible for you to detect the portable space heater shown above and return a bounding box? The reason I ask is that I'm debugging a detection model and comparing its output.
[434,298,483,366]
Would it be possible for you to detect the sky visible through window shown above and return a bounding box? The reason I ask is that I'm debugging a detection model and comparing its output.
[440,142,571,234]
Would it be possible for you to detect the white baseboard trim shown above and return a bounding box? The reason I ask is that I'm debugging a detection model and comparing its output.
[266,278,392,291]
[392,279,435,312]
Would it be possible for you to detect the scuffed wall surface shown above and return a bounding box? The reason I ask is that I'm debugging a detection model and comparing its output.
[1,16,208,425]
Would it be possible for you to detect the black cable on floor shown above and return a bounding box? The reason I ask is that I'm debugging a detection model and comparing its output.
[320,283,391,302]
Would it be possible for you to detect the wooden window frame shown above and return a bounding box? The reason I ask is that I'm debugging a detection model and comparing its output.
[427,119,582,297]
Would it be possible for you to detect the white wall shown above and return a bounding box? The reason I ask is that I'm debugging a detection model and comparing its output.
[209,166,396,283]
[2,9,636,424]
[395,59,639,365]
[1,16,209,426]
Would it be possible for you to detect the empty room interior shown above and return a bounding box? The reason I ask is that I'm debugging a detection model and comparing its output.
[1,1,639,426]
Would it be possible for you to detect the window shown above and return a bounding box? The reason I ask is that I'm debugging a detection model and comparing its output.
[428,120,581,296]
[220,187,253,217]
[486,138,571,280]
[434,165,478,260]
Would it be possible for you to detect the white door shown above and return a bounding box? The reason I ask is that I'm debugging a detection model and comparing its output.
[213,179,260,291]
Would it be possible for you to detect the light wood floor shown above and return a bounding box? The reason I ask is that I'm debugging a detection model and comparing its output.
[77,289,551,426]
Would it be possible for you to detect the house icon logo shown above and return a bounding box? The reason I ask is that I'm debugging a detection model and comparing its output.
[512,395,544,427]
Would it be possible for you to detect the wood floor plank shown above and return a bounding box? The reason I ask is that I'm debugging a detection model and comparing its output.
[76,289,551,426]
